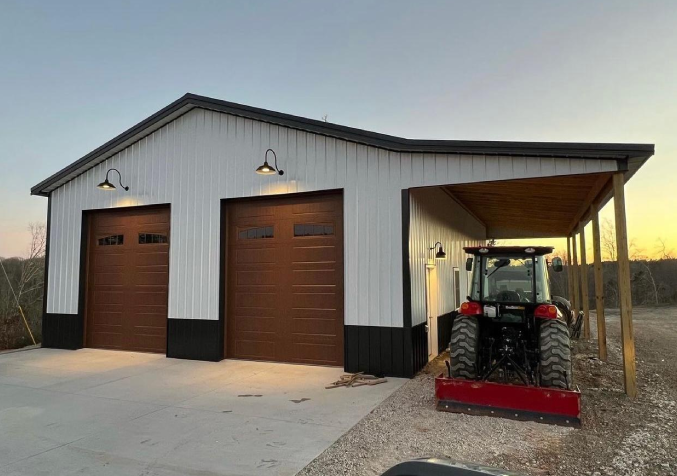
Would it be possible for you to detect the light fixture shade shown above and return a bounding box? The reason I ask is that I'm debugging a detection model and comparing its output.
[97,179,115,190]
[255,161,277,175]
[97,168,129,191]
[435,246,447,260]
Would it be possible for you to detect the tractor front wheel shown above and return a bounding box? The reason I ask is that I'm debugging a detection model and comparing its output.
[539,319,573,390]
[449,316,479,379]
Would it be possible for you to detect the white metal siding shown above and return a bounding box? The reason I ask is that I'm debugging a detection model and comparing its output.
[46,108,618,327]
[408,188,486,326]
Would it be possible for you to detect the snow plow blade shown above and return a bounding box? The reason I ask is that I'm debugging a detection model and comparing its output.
[435,375,581,427]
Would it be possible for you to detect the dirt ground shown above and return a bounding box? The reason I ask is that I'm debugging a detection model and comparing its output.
[298,307,677,476]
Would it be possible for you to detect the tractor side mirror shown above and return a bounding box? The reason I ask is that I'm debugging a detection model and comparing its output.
[465,257,473,271]
[551,257,563,272]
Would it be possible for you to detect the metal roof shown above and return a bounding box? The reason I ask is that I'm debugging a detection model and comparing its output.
[31,93,656,196]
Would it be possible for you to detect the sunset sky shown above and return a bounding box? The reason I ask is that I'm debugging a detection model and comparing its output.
[1,0,676,258]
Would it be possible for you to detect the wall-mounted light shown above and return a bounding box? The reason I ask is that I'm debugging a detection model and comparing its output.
[255,148,284,176]
[430,242,447,260]
[97,168,129,191]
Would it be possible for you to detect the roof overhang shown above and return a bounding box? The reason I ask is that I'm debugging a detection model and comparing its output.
[31,93,656,197]
[442,171,628,239]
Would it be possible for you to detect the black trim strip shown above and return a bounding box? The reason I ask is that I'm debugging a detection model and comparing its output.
[31,93,654,196]
[344,323,427,378]
[42,313,84,350]
[167,319,222,361]
[402,189,412,329]
[41,194,51,323]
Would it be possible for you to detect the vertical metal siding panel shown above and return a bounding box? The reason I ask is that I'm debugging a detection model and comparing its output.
[377,149,390,326]
[541,157,557,176]
[485,156,501,181]
[390,152,403,328]
[344,141,358,325]
[367,147,379,326]
[460,155,473,183]
[356,144,369,327]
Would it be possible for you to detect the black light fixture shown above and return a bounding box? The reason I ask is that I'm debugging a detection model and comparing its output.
[97,168,129,191]
[255,148,284,176]
[430,241,447,260]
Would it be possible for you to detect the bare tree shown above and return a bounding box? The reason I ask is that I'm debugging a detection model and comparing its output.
[0,223,46,348]
[656,237,674,260]
[601,218,616,262]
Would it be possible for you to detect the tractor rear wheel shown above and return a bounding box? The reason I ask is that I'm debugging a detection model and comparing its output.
[449,316,479,379]
[539,319,573,389]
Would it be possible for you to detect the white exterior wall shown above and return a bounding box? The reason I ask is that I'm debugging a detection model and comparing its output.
[46,107,618,327]
[409,188,486,326]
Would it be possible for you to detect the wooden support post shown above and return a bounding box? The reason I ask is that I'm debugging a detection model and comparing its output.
[567,236,574,305]
[591,203,608,361]
[613,173,637,398]
[571,233,580,317]
[579,224,591,340]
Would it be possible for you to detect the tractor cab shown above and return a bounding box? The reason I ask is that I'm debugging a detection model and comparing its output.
[464,246,562,323]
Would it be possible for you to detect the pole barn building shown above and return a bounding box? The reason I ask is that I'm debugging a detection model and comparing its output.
[32,94,654,379]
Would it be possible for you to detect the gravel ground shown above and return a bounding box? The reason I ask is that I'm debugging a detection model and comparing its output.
[298,307,677,476]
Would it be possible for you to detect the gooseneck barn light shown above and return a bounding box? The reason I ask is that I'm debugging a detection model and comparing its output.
[430,242,447,260]
[97,168,129,191]
[255,149,284,176]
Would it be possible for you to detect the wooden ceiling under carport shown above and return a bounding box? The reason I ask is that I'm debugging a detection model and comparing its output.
[442,172,613,239]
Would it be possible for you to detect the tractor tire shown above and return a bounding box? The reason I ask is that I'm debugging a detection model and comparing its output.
[449,316,479,379]
[539,319,573,390]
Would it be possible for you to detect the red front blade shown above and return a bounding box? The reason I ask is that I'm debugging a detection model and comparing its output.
[435,375,581,427]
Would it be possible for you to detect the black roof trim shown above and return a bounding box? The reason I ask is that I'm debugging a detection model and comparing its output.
[31,93,656,196]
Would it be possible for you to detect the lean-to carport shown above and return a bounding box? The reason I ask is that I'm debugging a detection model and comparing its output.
[439,157,652,398]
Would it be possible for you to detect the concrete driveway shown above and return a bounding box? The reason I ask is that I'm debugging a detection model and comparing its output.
[0,348,404,476]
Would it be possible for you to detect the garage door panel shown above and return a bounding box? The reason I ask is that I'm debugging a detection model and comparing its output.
[86,206,169,353]
[291,269,337,285]
[290,316,337,336]
[291,307,337,320]
[90,253,125,268]
[134,271,169,286]
[93,290,125,305]
[289,343,339,364]
[234,315,276,333]
[227,193,343,366]
[291,199,337,214]
[235,339,276,360]
[235,247,279,265]
[291,245,336,263]
[237,270,277,286]
[132,290,168,306]
[134,253,169,267]
[92,273,125,286]
[235,292,278,309]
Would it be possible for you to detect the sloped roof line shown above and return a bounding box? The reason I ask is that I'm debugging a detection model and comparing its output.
[31,93,655,196]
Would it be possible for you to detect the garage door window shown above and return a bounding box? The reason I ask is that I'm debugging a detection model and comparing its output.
[98,234,124,246]
[294,224,334,237]
[238,226,274,240]
[139,233,168,244]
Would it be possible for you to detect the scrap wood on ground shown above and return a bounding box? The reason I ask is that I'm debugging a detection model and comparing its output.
[326,372,388,389]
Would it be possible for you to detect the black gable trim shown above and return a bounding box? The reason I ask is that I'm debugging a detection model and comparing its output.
[32,93,654,196]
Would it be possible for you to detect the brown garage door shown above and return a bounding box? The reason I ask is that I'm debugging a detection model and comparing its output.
[85,206,170,353]
[226,193,344,366]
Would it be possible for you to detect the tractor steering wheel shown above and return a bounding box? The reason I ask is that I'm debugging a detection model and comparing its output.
[496,290,521,302]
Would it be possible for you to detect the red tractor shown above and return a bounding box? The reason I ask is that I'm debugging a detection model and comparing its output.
[435,246,581,426]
